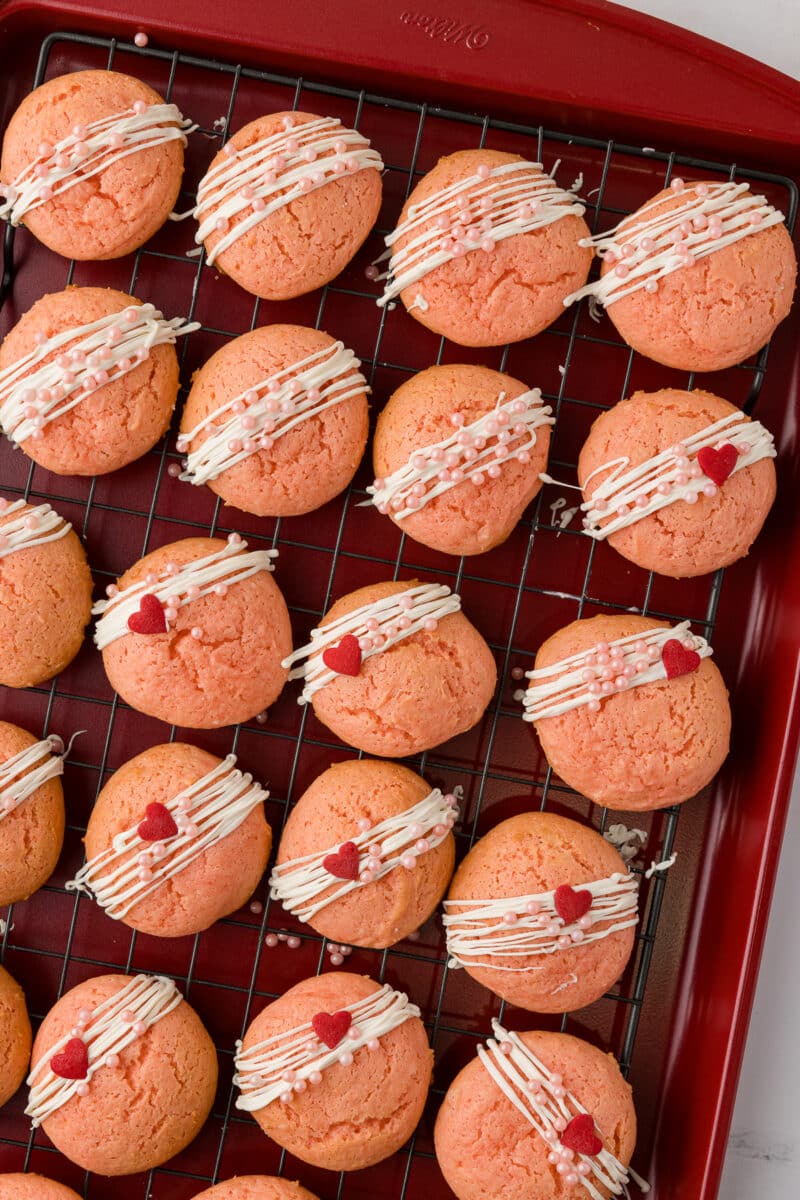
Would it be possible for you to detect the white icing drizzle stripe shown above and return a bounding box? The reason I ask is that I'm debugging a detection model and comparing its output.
[0,500,71,560]
[580,412,775,540]
[479,1021,645,1198]
[180,340,369,486]
[522,621,712,722]
[0,104,195,226]
[0,737,64,821]
[377,161,585,307]
[443,872,638,972]
[363,389,553,519]
[0,304,199,445]
[282,582,461,704]
[234,984,420,1113]
[564,181,784,308]
[270,788,459,921]
[65,754,267,920]
[25,975,181,1126]
[92,539,277,651]
[189,116,383,264]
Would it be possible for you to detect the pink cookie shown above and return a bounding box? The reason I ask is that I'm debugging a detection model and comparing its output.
[378,149,592,346]
[0,70,191,260]
[95,535,292,728]
[72,742,272,938]
[371,362,552,556]
[235,972,432,1171]
[567,177,797,371]
[272,758,457,948]
[578,388,777,578]
[0,965,32,1108]
[191,1178,319,1200]
[194,111,383,299]
[0,720,65,906]
[435,1027,638,1200]
[0,498,93,688]
[179,324,369,516]
[0,287,191,476]
[0,1177,82,1200]
[26,973,217,1175]
[284,578,497,756]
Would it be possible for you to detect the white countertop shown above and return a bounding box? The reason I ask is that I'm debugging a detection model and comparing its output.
[612,8,800,1197]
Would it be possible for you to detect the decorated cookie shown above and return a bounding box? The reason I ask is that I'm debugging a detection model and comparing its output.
[283,579,497,756]
[0,287,196,476]
[271,759,457,947]
[435,1023,641,1200]
[26,973,217,1174]
[577,388,777,578]
[0,1176,82,1200]
[0,499,92,687]
[179,325,369,516]
[189,111,383,299]
[444,812,636,1012]
[93,533,291,728]
[375,149,592,346]
[0,70,193,259]
[192,1179,319,1200]
[367,363,553,555]
[522,613,731,810]
[0,965,32,1108]
[235,971,432,1170]
[0,722,66,906]
[67,743,271,938]
[565,177,797,371]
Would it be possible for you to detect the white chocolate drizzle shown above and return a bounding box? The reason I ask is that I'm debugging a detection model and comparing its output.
[564,179,785,309]
[479,1020,649,1197]
[521,621,712,722]
[92,536,277,651]
[444,872,638,971]
[364,389,553,519]
[376,160,585,307]
[270,787,460,921]
[0,735,65,822]
[0,303,199,446]
[283,582,461,704]
[0,102,195,227]
[26,974,182,1126]
[0,499,71,560]
[234,983,420,1112]
[187,115,383,264]
[65,754,267,920]
[580,412,775,540]
[180,339,369,486]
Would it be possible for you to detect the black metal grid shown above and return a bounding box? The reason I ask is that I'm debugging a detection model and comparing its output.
[0,27,797,1200]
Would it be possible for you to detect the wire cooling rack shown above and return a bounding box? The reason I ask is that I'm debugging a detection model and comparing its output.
[0,27,797,1200]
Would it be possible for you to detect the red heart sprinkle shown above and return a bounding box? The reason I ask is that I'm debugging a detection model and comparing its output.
[322,633,362,677]
[696,443,737,487]
[561,1113,603,1156]
[312,1010,353,1049]
[322,841,360,881]
[662,639,701,680]
[137,802,179,842]
[127,593,167,635]
[51,1037,89,1081]
[554,884,592,925]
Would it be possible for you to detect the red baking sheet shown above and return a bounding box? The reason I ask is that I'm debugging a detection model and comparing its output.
[1,4,799,1199]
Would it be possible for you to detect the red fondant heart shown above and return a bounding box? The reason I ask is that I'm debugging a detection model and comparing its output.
[127,593,167,635]
[322,634,362,677]
[322,841,360,881]
[561,1113,603,1156]
[51,1037,89,1081]
[662,639,701,680]
[137,802,179,842]
[312,1010,353,1049]
[554,884,592,925]
[697,443,737,487]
